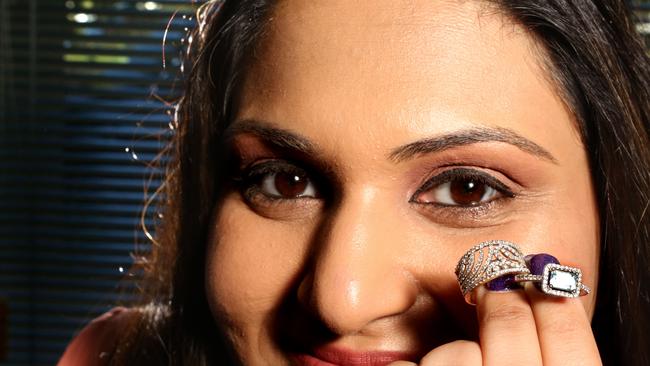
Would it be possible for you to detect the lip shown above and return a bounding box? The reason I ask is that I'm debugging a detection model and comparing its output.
[290,345,416,366]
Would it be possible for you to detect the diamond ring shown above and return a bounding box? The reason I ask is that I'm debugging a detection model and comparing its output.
[455,240,531,305]
[514,254,591,297]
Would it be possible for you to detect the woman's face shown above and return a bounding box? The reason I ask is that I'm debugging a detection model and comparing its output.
[206,0,599,364]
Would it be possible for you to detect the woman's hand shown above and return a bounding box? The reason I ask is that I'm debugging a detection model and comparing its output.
[389,284,602,366]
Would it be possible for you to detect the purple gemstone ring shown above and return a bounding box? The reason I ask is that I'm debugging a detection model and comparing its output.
[514,253,591,298]
[455,240,531,305]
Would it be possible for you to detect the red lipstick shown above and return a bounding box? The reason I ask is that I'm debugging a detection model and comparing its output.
[291,345,415,366]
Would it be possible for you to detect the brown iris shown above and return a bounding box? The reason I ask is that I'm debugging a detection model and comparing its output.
[274,171,309,198]
[449,179,486,205]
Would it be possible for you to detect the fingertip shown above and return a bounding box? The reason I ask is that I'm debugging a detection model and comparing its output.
[387,361,417,366]
[419,340,481,366]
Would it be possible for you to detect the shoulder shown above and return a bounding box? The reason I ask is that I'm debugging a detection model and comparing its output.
[57,307,134,366]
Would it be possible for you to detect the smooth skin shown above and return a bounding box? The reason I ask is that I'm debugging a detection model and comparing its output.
[206,0,601,365]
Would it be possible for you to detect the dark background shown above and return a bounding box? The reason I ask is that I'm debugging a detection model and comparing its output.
[1,1,196,364]
[0,1,648,365]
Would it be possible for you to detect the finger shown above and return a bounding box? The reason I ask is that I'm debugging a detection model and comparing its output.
[525,283,602,365]
[387,362,417,366]
[475,286,543,366]
[418,340,481,366]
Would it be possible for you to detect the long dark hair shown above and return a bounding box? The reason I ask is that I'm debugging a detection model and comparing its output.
[111,1,650,364]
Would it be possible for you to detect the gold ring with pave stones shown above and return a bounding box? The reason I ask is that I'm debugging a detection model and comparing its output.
[455,240,530,305]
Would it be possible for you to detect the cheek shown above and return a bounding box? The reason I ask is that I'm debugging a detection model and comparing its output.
[438,151,600,316]
[205,194,311,329]
[545,156,600,315]
[505,155,599,316]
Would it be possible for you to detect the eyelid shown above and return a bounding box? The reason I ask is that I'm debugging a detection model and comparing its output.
[244,159,305,178]
[233,159,326,201]
[409,167,515,204]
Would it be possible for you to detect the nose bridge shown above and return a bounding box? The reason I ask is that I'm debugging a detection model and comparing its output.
[302,185,417,334]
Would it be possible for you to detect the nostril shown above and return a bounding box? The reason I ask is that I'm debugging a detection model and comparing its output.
[290,190,422,336]
[296,272,315,309]
[297,260,419,337]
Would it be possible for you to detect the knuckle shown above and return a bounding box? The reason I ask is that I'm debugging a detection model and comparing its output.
[538,318,582,337]
[481,302,532,325]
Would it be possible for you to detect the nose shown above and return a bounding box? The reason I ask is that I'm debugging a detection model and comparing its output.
[298,186,418,335]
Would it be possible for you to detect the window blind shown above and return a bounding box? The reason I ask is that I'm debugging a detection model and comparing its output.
[632,1,650,49]
[0,1,196,364]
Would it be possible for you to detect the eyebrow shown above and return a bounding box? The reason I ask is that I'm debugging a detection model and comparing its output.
[388,126,557,164]
[224,119,317,154]
[225,119,557,164]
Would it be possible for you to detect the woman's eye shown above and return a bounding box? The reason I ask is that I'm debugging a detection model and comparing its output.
[419,179,499,206]
[236,160,320,201]
[260,170,317,198]
[411,168,513,207]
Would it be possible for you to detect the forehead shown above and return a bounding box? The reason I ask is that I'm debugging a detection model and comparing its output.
[237,0,576,158]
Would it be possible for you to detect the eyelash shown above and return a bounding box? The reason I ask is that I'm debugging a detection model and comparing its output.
[407,167,516,220]
[232,159,322,205]
[410,167,515,204]
[231,160,515,213]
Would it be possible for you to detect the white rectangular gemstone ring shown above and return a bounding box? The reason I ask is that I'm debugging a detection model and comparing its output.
[514,263,591,298]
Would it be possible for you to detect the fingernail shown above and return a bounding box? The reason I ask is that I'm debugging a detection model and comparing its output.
[525,253,560,275]
[486,274,520,291]
[525,253,560,291]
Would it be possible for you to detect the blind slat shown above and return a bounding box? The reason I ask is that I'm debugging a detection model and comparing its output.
[1,1,193,364]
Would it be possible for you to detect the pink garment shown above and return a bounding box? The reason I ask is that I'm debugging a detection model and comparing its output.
[57,307,130,366]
